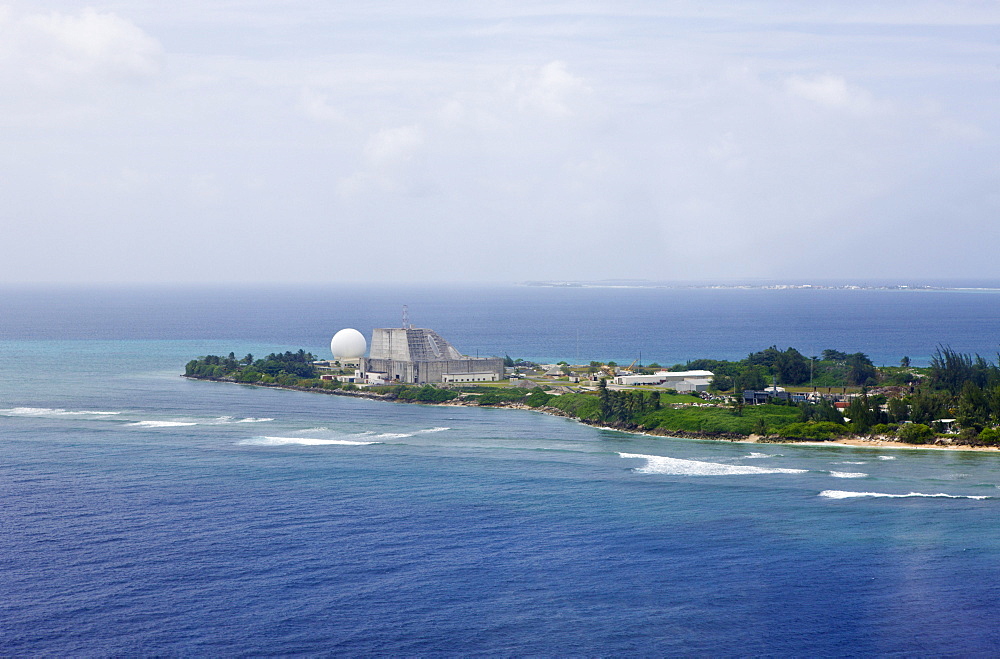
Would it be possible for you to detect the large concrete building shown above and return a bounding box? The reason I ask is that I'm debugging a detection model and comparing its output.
[363,327,504,384]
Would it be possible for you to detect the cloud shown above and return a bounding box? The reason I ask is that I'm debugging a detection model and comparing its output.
[364,125,424,165]
[507,60,592,118]
[0,7,162,127]
[784,74,882,115]
[299,88,347,124]
[0,2,997,284]
[337,124,427,197]
[3,7,162,82]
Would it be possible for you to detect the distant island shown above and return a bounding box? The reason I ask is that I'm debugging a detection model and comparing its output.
[521,280,1000,291]
[184,345,1000,450]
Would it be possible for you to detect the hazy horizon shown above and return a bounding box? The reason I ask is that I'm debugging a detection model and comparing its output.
[3,2,998,284]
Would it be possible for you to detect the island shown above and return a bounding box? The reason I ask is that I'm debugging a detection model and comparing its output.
[184,345,1000,449]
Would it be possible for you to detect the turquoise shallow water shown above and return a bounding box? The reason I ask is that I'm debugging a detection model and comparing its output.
[3,288,1000,655]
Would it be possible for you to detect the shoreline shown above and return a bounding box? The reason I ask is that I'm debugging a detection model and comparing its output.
[181,375,1000,453]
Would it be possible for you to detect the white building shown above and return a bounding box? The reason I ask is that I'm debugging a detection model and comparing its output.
[613,370,714,391]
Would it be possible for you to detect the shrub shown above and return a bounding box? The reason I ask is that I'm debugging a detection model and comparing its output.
[776,421,849,441]
[977,427,1000,445]
[525,390,554,408]
[897,423,933,444]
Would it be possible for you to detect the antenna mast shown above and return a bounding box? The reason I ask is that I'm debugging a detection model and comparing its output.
[402,305,410,329]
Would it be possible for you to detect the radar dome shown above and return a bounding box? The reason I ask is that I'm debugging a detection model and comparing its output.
[330,328,367,360]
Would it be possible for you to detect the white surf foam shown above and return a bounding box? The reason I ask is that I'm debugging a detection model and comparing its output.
[239,436,378,446]
[744,452,775,459]
[619,453,808,476]
[878,456,896,461]
[212,416,274,424]
[418,427,450,433]
[820,490,990,500]
[835,461,867,465]
[128,420,198,428]
[1,407,121,417]
[372,432,414,439]
[828,471,868,478]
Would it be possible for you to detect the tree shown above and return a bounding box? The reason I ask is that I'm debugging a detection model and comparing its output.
[823,349,849,361]
[598,379,611,421]
[734,366,767,391]
[847,393,878,433]
[909,388,950,425]
[900,356,911,368]
[504,354,515,367]
[887,397,909,423]
[774,348,809,385]
[957,381,989,432]
[846,353,877,386]
[711,374,733,391]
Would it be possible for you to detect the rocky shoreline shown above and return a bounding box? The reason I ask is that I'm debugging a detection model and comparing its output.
[182,375,999,452]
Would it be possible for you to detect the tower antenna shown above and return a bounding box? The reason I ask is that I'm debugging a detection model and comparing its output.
[402,305,410,329]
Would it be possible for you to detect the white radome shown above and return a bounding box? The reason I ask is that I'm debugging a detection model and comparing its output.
[330,328,367,360]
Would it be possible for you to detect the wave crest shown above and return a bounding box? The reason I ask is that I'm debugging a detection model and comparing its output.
[129,420,198,428]
[239,436,378,446]
[619,453,808,476]
[820,490,990,500]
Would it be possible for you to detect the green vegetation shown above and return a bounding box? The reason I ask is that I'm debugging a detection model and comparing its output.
[682,346,881,391]
[186,343,1000,447]
[368,384,458,403]
[186,350,318,383]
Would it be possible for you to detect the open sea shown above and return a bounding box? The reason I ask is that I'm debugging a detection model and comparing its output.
[3,284,1000,656]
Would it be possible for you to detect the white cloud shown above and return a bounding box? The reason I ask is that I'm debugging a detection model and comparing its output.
[364,125,424,165]
[506,60,591,118]
[337,125,427,197]
[299,88,347,125]
[784,74,882,115]
[4,7,162,82]
[0,2,997,283]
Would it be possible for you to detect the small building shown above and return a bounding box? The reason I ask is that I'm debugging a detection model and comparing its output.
[675,378,712,393]
[441,372,501,383]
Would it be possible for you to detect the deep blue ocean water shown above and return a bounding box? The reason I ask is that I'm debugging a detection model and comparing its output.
[3,285,1000,656]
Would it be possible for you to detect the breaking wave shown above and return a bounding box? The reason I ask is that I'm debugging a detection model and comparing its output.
[878,456,896,461]
[418,427,450,433]
[744,452,777,459]
[213,416,274,424]
[238,436,378,447]
[820,490,990,500]
[128,420,198,428]
[619,453,808,476]
[828,471,868,478]
[1,407,121,417]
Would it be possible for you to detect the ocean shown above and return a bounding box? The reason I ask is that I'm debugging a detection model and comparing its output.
[2,285,1000,655]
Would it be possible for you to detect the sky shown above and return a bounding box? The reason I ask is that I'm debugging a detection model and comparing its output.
[1,1,998,284]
